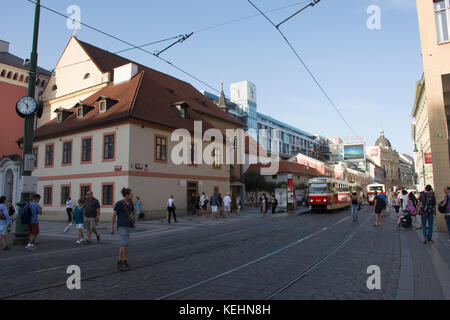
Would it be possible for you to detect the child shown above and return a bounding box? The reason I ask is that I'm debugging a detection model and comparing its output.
[73,199,85,244]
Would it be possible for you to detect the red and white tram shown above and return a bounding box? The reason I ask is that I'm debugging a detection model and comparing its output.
[309,177,360,212]
[367,183,386,205]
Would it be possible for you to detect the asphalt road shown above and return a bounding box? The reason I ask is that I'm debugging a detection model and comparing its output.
[0,205,406,300]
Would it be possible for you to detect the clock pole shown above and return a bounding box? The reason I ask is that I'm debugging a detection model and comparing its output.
[14,0,41,245]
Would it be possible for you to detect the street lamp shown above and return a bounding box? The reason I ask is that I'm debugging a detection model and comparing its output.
[14,0,41,245]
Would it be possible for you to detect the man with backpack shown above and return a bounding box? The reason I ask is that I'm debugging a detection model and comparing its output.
[23,194,42,251]
[374,192,384,227]
[418,185,436,244]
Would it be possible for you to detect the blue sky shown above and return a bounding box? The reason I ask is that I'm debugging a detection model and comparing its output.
[1,0,422,156]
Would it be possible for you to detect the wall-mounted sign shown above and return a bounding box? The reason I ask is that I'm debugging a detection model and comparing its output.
[344,144,366,161]
[135,164,144,170]
[424,153,433,164]
[114,165,122,172]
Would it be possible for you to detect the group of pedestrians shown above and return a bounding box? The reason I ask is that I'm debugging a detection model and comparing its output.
[187,191,243,221]
[62,192,101,244]
[259,193,278,216]
[372,185,450,244]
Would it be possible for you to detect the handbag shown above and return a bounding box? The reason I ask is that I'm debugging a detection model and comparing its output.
[121,200,135,226]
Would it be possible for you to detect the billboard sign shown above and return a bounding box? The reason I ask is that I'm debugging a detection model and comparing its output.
[344,144,366,161]
[424,153,433,164]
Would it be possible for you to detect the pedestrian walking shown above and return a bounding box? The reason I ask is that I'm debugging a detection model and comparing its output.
[218,193,224,218]
[0,196,11,250]
[379,192,387,217]
[200,192,209,218]
[236,195,242,216]
[439,187,450,240]
[271,194,278,215]
[63,197,73,233]
[135,197,144,221]
[351,192,359,222]
[196,194,201,216]
[25,194,42,251]
[261,193,268,217]
[418,185,437,244]
[223,193,232,217]
[167,195,177,224]
[83,191,101,244]
[73,199,85,244]
[374,192,383,227]
[111,188,137,271]
[211,191,219,218]
[392,193,401,215]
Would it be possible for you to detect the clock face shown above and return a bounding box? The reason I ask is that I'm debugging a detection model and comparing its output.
[16,96,37,116]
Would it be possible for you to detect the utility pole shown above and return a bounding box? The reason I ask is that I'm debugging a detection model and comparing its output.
[14,0,41,245]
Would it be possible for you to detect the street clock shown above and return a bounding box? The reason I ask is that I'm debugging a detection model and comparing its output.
[16,96,38,118]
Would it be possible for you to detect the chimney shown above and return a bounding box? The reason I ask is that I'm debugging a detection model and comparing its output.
[113,63,138,85]
[0,40,10,53]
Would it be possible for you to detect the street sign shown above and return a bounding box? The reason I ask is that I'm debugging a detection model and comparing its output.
[20,176,38,193]
[24,154,35,172]
[424,153,432,164]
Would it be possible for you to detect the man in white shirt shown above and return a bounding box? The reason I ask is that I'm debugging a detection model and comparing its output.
[167,195,177,224]
[223,193,232,217]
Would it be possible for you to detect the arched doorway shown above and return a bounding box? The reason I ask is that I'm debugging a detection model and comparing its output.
[3,169,14,203]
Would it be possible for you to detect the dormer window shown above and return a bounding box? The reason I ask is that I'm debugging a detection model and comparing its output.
[172,102,189,119]
[51,85,57,91]
[55,108,73,123]
[99,100,107,113]
[75,103,94,118]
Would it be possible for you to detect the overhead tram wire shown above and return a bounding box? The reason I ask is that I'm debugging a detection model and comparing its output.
[26,0,314,103]
[247,0,358,137]
[51,0,311,71]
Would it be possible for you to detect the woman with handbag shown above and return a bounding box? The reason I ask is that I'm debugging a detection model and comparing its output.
[0,196,11,250]
[111,188,137,271]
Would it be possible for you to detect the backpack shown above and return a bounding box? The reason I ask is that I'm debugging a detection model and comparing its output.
[438,194,449,214]
[422,194,435,215]
[407,204,417,216]
[376,196,385,211]
[21,203,32,225]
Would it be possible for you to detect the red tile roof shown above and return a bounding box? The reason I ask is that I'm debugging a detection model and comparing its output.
[33,37,243,140]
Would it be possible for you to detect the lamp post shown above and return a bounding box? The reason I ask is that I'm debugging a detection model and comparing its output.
[14,0,41,245]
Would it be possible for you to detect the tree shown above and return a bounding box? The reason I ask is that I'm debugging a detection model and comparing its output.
[244,170,268,192]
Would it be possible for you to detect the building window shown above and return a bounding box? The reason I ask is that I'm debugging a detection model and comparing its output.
[155,136,167,162]
[80,185,91,200]
[51,85,57,91]
[44,186,52,206]
[45,144,54,167]
[214,149,222,168]
[190,144,196,165]
[82,137,92,163]
[61,186,70,205]
[103,134,115,160]
[102,184,114,206]
[435,0,450,42]
[62,141,72,165]
[77,107,83,118]
[83,73,90,80]
[57,112,63,123]
[32,147,38,168]
[99,100,107,113]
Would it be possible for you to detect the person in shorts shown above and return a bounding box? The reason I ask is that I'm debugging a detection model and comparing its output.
[223,193,232,217]
[0,196,11,250]
[73,199,85,244]
[83,191,101,244]
[111,188,137,271]
[26,194,42,251]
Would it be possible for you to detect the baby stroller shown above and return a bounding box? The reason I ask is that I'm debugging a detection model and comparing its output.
[400,211,412,229]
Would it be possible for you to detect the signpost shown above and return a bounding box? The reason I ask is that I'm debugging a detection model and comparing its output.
[14,0,41,245]
[287,174,295,214]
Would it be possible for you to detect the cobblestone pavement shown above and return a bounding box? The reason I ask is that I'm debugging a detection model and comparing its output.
[1,205,449,300]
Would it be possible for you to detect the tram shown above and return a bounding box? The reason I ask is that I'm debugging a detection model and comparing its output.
[308,177,359,212]
[367,183,386,205]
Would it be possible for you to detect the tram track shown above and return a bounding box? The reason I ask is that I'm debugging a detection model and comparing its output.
[1,207,371,300]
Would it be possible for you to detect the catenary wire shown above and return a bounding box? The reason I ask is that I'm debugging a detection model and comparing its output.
[247,0,358,136]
